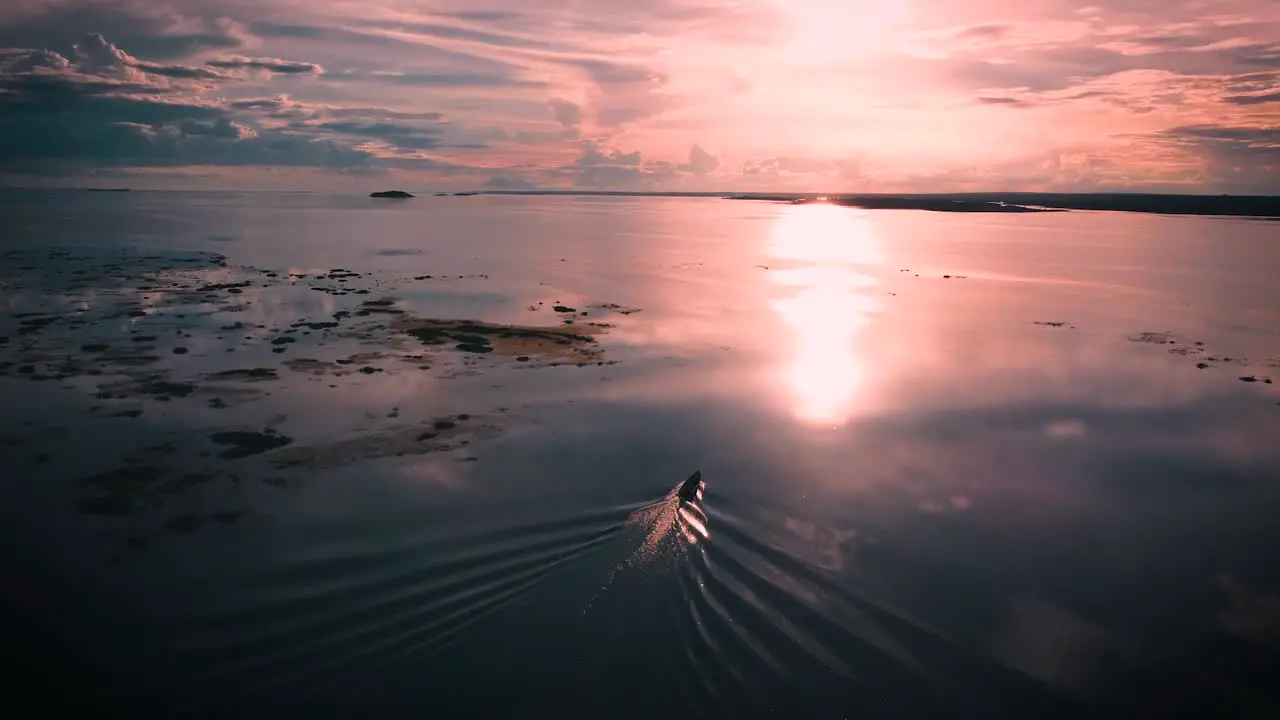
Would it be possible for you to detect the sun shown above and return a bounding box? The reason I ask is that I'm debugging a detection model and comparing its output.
[782,0,909,64]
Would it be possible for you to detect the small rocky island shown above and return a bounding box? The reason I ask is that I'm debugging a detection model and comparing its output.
[370,190,414,198]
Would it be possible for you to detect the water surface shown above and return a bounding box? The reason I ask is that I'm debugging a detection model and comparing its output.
[3,191,1279,717]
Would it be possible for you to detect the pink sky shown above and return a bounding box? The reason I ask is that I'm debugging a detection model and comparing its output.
[0,0,1277,192]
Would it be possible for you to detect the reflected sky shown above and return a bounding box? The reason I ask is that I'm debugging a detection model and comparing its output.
[767,204,885,425]
[3,192,1280,717]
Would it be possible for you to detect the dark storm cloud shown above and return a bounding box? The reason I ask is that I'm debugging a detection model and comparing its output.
[223,98,445,123]
[1224,72,1280,93]
[1222,91,1280,105]
[1224,41,1280,69]
[177,117,249,138]
[0,29,498,174]
[325,107,445,121]
[322,69,542,88]
[0,34,368,174]
[133,61,227,80]
[0,47,72,72]
[0,1,253,60]
[227,97,287,111]
[206,56,321,74]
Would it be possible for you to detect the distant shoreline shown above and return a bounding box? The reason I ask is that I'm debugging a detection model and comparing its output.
[3,187,1277,217]
[720,193,1280,217]
[488,190,1280,217]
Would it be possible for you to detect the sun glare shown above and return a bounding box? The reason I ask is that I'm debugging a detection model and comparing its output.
[767,204,884,425]
[783,0,909,64]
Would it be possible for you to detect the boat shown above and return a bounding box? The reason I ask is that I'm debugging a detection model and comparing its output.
[677,470,703,502]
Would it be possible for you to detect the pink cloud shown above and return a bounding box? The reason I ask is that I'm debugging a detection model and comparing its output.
[0,0,1277,192]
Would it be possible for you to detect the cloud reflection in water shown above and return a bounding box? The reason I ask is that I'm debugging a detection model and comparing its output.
[767,204,885,425]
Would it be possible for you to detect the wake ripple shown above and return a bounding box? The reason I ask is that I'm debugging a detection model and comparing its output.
[126,476,1076,717]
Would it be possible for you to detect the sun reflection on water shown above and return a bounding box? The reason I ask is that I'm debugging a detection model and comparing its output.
[767,204,884,425]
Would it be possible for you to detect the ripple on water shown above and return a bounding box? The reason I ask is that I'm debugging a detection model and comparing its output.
[69,467,1080,717]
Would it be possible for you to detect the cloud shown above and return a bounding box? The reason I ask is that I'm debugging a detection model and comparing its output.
[348,17,570,53]
[324,107,445,121]
[225,96,446,122]
[1223,90,1280,104]
[567,141,663,187]
[977,96,1033,107]
[548,97,583,128]
[483,175,537,190]
[72,30,147,77]
[956,24,1011,41]
[60,31,226,84]
[684,143,718,175]
[0,1,256,60]
[304,119,444,151]
[546,139,726,188]
[576,142,641,167]
[539,0,781,42]
[0,29,521,177]
[226,97,288,111]
[248,18,541,85]
[135,61,227,80]
[742,156,844,176]
[1,1,1278,190]
[0,33,366,173]
[322,69,540,88]
[0,47,72,73]
[177,117,252,139]
[206,56,320,74]
[1218,574,1280,641]
[1155,125,1280,192]
[569,58,662,86]
[962,64,1280,123]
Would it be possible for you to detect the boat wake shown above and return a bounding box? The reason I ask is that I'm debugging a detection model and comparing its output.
[583,472,709,614]
[119,470,1080,717]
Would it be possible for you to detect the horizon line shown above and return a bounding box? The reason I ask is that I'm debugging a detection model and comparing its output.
[2,187,1278,199]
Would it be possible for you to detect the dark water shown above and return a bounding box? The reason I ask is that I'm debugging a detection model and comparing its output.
[3,190,1279,717]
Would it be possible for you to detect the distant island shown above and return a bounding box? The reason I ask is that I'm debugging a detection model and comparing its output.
[370,190,414,198]
[85,188,131,193]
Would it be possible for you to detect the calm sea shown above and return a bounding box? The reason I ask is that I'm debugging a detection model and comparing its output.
[3,190,1279,717]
